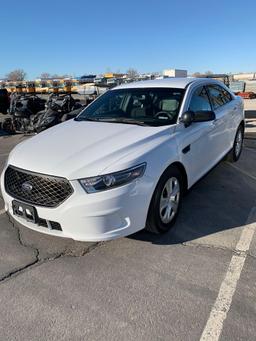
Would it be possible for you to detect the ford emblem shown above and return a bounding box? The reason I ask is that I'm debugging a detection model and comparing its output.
[22,182,33,192]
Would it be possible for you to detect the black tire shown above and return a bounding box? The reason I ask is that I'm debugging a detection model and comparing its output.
[226,124,244,163]
[2,118,15,134]
[145,165,183,234]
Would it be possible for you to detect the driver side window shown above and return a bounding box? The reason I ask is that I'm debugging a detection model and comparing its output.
[189,86,212,112]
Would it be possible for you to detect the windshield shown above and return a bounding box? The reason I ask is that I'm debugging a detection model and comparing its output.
[76,87,185,126]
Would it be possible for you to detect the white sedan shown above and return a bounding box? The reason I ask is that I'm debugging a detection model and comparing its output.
[0,78,244,241]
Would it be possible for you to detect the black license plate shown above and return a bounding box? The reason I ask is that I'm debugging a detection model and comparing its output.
[12,200,38,224]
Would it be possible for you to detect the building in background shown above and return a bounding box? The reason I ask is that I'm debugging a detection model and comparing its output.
[233,73,256,81]
[163,69,187,78]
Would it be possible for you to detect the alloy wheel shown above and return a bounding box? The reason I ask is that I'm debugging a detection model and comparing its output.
[235,129,243,157]
[159,177,180,224]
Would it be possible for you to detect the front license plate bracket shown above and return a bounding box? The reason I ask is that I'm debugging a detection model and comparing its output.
[12,200,38,224]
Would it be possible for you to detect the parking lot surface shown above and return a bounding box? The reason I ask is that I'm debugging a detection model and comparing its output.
[0,102,255,340]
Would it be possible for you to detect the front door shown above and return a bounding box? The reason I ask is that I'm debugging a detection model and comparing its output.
[176,85,218,186]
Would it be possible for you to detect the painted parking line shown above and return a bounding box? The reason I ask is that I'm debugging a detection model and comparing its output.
[243,146,256,153]
[226,162,256,182]
[0,209,6,215]
[200,207,256,341]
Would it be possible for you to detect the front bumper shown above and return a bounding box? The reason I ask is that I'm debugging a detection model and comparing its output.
[1,168,154,241]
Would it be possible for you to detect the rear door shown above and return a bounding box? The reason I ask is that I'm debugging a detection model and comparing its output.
[206,84,235,155]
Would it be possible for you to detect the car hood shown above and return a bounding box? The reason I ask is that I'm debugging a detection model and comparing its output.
[8,120,174,179]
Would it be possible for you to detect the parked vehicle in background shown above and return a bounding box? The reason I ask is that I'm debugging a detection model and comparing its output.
[5,82,15,93]
[244,80,256,93]
[26,82,36,94]
[62,79,72,93]
[15,82,26,94]
[106,78,118,86]
[2,93,83,134]
[94,77,106,85]
[71,79,78,93]
[35,80,50,94]
[196,74,230,87]
[229,81,246,94]
[32,93,83,132]
[0,88,10,114]
[79,75,96,83]
[1,78,244,242]
[236,91,256,99]
[49,80,62,94]
[2,93,46,133]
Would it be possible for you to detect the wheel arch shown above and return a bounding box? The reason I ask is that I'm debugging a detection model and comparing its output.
[240,119,245,132]
[145,160,188,233]
[150,160,189,200]
[170,161,188,192]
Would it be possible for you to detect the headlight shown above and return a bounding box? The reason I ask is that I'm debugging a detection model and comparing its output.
[79,163,146,193]
[3,155,9,169]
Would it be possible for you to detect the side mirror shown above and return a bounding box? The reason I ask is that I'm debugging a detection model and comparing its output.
[180,111,194,127]
[180,110,216,127]
[193,110,216,122]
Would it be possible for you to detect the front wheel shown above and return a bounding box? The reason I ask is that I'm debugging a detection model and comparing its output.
[226,124,244,163]
[145,165,183,234]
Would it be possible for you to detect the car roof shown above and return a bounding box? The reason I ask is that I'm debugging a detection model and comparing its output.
[113,77,222,90]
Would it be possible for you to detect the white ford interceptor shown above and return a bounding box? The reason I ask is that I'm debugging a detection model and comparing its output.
[0,78,244,241]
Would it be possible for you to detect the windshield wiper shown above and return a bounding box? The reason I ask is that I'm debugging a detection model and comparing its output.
[94,118,148,126]
[74,117,101,122]
[75,116,148,126]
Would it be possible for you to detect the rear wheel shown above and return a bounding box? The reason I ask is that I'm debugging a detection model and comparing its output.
[146,165,183,234]
[226,124,244,163]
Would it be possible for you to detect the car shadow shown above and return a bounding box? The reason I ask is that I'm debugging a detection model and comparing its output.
[129,159,256,246]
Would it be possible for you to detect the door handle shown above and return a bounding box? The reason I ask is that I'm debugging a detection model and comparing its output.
[182,145,190,154]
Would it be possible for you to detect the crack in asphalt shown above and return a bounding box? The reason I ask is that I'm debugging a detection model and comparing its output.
[1,209,255,284]
[182,240,256,259]
[182,240,235,253]
[1,214,255,284]
[0,212,101,284]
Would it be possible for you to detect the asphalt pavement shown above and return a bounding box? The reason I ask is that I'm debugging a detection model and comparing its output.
[0,102,255,340]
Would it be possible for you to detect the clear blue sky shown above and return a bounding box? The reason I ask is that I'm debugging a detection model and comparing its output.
[1,0,256,79]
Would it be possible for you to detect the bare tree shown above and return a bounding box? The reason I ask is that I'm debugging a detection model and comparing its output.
[205,70,213,75]
[40,72,51,79]
[52,74,61,79]
[51,73,71,79]
[126,68,139,79]
[6,69,26,81]
[192,72,202,77]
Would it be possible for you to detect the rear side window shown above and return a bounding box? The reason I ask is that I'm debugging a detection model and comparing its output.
[207,85,232,110]
[188,86,212,112]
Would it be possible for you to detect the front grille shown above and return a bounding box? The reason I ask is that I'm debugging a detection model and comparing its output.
[4,166,73,208]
